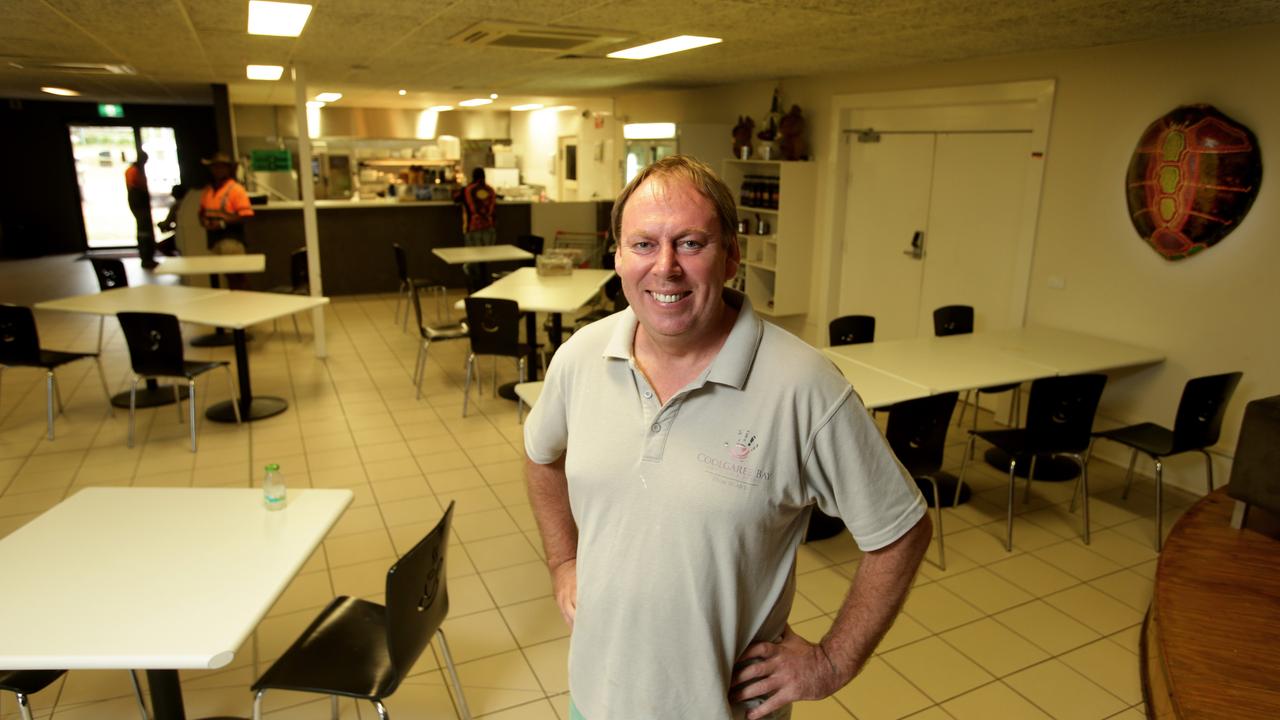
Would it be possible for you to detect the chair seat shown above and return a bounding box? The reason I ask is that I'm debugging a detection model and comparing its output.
[253,596,398,700]
[978,382,1019,394]
[136,359,227,380]
[1093,422,1176,456]
[0,669,65,694]
[424,322,468,340]
[35,348,95,369]
[972,428,1032,457]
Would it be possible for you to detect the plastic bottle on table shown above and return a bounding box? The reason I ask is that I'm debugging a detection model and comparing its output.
[263,463,287,511]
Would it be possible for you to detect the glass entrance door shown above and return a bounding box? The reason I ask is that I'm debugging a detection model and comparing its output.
[68,124,180,249]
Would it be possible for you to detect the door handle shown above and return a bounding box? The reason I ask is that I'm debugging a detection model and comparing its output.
[903,231,924,259]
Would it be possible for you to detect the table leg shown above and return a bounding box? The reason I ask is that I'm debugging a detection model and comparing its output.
[147,670,187,720]
[190,274,248,348]
[206,328,288,422]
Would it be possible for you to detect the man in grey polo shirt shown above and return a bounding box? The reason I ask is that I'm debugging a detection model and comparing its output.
[525,155,932,719]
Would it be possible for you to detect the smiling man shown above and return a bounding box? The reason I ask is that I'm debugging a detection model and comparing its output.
[524,155,932,719]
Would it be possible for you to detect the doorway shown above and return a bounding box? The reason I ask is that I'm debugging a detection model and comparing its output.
[68,124,180,249]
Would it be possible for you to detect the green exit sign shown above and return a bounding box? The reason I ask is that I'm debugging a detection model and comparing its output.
[251,149,293,172]
[97,103,124,118]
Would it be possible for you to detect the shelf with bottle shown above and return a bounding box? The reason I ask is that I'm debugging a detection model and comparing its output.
[722,158,815,317]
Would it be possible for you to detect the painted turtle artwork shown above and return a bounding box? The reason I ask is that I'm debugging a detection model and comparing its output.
[1125,104,1262,260]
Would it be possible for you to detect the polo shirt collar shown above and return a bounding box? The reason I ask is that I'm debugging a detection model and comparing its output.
[602,289,763,391]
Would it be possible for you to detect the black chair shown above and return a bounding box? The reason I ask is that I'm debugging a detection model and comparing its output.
[1,670,149,720]
[1089,371,1243,551]
[462,298,536,417]
[828,314,875,346]
[933,305,1021,446]
[0,304,113,440]
[251,502,470,720]
[268,247,310,340]
[490,234,545,283]
[574,275,628,329]
[515,234,545,256]
[393,243,446,330]
[885,392,958,570]
[117,312,241,451]
[410,279,469,401]
[956,373,1107,551]
[89,257,129,350]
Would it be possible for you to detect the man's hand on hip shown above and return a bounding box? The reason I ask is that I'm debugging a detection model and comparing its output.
[551,558,578,628]
[729,625,847,719]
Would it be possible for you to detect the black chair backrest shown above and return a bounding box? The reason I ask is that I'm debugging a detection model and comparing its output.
[515,234,545,255]
[117,312,186,376]
[385,501,455,690]
[606,275,629,311]
[0,304,42,365]
[829,315,876,346]
[464,297,522,357]
[1171,371,1243,452]
[392,243,410,284]
[933,305,974,337]
[289,247,309,291]
[885,392,958,476]
[90,258,128,291]
[408,279,433,339]
[1024,373,1108,454]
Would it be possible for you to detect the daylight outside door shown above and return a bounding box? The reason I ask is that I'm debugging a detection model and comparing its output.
[69,124,179,249]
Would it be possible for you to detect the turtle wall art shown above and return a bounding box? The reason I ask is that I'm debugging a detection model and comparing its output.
[1125,104,1262,260]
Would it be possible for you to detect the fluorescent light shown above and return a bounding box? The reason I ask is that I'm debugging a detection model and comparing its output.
[415,109,438,140]
[607,35,721,60]
[429,105,453,112]
[41,86,80,96]
[305,100,325,108]
[246,64,284,81]
[624,122,677,139]
[458,98,493,107]
[398,89,407,96]
[314,92,342,103]
[511,103,544,112]
[543,105,577,113]
[247,1,313,37]
[489,93,499,99]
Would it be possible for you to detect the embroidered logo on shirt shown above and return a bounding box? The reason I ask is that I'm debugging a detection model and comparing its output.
[729,429,758,459]
[694,430,771,491]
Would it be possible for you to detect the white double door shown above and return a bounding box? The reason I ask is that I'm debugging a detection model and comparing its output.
[839,130,1033,341]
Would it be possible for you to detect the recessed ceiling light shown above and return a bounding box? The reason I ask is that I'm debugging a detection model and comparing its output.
[624,122,677,139]
[458,98,493,107]
[41,86,80,97]
[248,1,313,37]
[510,103,544,112]
[314,92,342,103]
[246,64,284,81]
[398,89,407,96]
[543,105,577,113]
[607,35,721,60]
[428,105,454,112]
[489,93,498,99]
[305,100,325,108]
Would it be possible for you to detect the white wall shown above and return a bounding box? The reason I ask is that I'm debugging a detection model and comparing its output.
[615,23,1280,494]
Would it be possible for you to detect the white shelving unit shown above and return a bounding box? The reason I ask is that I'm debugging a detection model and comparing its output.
[722,159,817,317]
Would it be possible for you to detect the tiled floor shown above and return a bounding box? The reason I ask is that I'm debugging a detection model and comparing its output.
[0,256,1192,719]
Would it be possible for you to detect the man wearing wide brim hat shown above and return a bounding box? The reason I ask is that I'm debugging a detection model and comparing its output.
[198,151,255,288]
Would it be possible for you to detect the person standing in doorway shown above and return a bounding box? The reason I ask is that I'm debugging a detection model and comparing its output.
[199,152,255,290]
[453,167,498,290]
[125,151,157,269]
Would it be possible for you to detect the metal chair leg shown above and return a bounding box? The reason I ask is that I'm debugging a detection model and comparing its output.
[372,699,390,720]
[291,313,302,341]
[128,376,140,447]
[94,356,115,417]
[956,389,970,427]
[16,691,34,720]
[1076,453,1091,545]
[252,689,266,720]
[1200,449,1215,493]
[1154,458,1164,552]
[1121,447,1138,499]
[128,669,150,720]
[330,694,340,720]
[45,370,56,440]
[1005,456,1019,551]
[462,353,475,417]
[414,339,430,400]
[436,627,472,720]
[188,379,198,452]
[925,475,945,571]
[954,435,975,506]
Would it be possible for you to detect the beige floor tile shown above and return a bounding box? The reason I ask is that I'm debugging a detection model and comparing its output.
[876,612,932,653]
[993,600,1101,655]
[502,596,571,647]
[428,466,488,493]
[942,681,1051,720]
[788,591,825,625]
[944,525,1020,565]
[1005,659,1127,720]
[937,567,1033,615]
[882,635,993,703]
[440,607,518,664]
[465,442,523,467]
[328,557,388,600]
[523,638,570,695]
[1060,638,1143,706]
[1044,584,1144,636]
[792,696,856,719]
[914,545,979,581]
[369,474,432,503]
[1033,540,1125,581]
[379,494,445,528]
[451,505,520,540]
[831,656,932,720]
[1088,569,1153,612]
[939,617,1049,677]
[986,553,1081,597]
[483,560,554,606]
[449,571,498,617]
[267,570,335,617]
[1106,707,1146,719]
[1106,624,1143,656]
[480,698,561,719]
[362,455,423,482]
[806,532,863,564]
[900,708,950,720]
[465,532,540,572]
[798,567,857,613]
[327,504,385,538]
[479,458,526,485]
[1080,528,1159,568]
[901,582,984,633]
[323,527,395,569]
[377,674,461,718]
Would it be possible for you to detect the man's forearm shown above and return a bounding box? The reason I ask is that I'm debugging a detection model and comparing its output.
[819,513,932,681]
[525,455,577,570]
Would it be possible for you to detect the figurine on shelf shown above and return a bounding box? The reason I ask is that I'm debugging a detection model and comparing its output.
[755,88,784,160]
[732,116,755,159]
[779,105,808,161]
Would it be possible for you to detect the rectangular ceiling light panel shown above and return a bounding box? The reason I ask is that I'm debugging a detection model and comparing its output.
[248,1,313,37]
[246,64,284,80]
[607,35,721,60]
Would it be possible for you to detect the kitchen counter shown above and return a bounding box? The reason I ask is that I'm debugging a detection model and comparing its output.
[253,198,535,211]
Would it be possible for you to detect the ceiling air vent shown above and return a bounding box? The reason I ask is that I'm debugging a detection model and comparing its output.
[4,58,136,75]
[450,22,629,54]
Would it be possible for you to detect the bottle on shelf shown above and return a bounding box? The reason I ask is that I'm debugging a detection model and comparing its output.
[263,463,287,511]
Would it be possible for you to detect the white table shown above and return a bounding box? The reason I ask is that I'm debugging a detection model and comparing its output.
[0,486,353,720]
[154,255,268,347]
[432,245,533,264]
[822,354,932,409]
[36,286,329,422]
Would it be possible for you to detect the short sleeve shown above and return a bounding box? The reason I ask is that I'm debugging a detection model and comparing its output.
[802,390,927,551]
[229,184,255,217]
[523,352,569,465]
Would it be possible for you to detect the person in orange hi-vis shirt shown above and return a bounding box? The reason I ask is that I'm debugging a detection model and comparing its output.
[124,151,157,269]
[198,152,255,289]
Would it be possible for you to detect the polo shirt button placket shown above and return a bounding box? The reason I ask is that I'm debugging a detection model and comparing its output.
[650,422,662,433]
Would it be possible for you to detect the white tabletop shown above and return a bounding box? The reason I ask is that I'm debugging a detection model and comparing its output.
[822,353,932,409]
[827,334,1059,394]
[35,285,329,330]
[0,487,352,670]
[154,254,267,276]
[973,325,1165,375]
[433,245,533,264]
[514,381,544,408]
[468,266,615,314]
